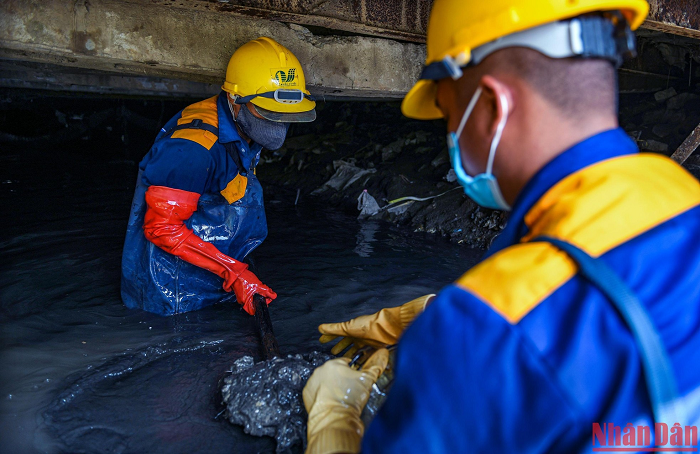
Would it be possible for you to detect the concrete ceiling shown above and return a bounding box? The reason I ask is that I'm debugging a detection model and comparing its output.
[0,0,698,98]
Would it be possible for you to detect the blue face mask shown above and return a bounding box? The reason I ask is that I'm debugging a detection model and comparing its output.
[446,86,511,211]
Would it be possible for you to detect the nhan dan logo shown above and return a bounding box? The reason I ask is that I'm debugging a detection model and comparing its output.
[272,68,296,86]
[592,422,699,452]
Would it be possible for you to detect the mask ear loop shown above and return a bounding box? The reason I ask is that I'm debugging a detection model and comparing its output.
[227,95,239,121]
[455,86,483,138]
[485,93,509,176]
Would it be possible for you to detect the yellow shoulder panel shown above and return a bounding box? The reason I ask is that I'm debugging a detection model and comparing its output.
[457,154,700,324]
[171,95,220,150]
[177,96,219,128]
[457,243,576,324]
[170,129,218,150]
[521,154,700,256]
[220,174,248,204]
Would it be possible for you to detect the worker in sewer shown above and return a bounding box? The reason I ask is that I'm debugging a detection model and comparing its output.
[121,38,316,316]
[302,0,700,452]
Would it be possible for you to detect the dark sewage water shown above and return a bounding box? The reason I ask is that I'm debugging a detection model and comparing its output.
[0,140,482,453]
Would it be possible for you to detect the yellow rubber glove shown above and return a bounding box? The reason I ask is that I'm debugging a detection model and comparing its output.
[303,348,389,454]
[318,294,435,358]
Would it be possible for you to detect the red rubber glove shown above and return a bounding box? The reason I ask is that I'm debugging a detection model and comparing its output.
[143,185,277,315]
[231,269,278,315]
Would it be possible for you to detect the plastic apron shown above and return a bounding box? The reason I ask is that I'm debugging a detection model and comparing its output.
[121,145,267,316]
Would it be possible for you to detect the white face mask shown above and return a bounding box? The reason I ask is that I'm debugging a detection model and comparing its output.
[446,86,511,211]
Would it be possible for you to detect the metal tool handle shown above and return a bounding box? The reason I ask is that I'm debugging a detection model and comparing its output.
[253,294,281,360]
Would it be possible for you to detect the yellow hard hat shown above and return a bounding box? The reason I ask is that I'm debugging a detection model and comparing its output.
[222,37,316,122]
[402,0,649,120]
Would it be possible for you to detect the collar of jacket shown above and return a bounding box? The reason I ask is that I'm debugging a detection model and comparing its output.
[216,91,263,155]
[484,128,639,259]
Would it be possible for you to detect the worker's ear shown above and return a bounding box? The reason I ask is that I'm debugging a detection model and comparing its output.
[478,75,514,136]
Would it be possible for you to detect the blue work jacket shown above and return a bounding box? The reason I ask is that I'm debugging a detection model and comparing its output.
[121,93,267,315]
[363,129,700,452]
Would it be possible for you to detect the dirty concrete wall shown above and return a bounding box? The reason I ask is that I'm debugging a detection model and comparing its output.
[646,0,700,39]
[0,0,426,98]
[3,0,700,98]
[175,0,432,42]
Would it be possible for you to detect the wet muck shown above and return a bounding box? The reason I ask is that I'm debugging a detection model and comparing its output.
[221,353,332,452]
[221,348,394,453]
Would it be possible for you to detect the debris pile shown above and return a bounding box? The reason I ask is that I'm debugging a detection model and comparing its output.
[221,352,387,453]
[260,102,506,249]
[221,353,331,453]
[261,31,700,249]
[620,84,700,158]
[620,31,700,165]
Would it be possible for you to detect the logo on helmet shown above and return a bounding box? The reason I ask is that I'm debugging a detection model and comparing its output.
[271,68,297,86]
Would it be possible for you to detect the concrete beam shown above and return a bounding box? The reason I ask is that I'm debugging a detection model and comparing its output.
[618,68,682,93]
[0,0,425,99]
[671,122,700,165]
[0,59,219,98]
[146,0,431,43]
[644,0,700,40]
[1,0,696,99]
[146,0,700,43]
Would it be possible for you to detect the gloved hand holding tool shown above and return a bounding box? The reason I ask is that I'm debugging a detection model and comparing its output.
[318,294,435,358]
[143,185,277,315]
[303,348,389,454]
